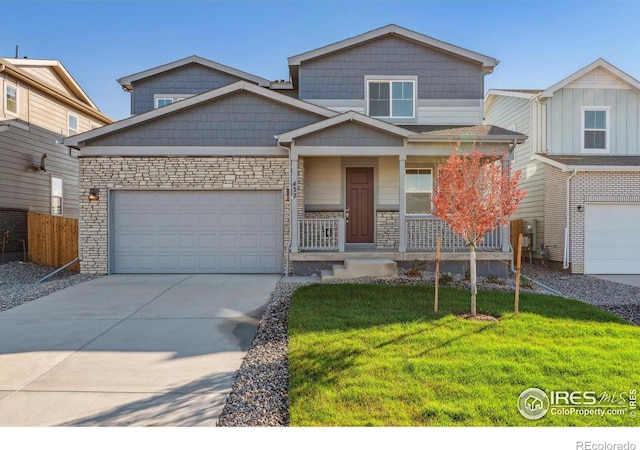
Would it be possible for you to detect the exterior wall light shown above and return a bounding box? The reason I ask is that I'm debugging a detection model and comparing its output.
[88,188,100,201]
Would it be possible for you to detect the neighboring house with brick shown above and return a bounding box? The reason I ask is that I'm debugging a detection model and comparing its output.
[0,57,112,261]
[485,59,640,274]
[65,24,525,276]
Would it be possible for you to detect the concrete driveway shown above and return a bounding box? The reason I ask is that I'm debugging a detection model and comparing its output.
[591,274,640,289]
[0,274,281,426]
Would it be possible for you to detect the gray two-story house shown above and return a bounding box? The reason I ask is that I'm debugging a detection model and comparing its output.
[66,24,525,276]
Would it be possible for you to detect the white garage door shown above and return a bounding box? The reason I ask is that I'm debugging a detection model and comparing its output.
[584,204,640,274]
[111,191,282,274]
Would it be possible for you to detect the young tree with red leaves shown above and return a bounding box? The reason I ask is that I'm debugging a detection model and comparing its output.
[433,149,526,316]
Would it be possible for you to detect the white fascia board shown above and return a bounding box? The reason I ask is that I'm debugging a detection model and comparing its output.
[292,146,405,157]
[533,153,568,170]
[5,58,97,108]
[278,111,412,143]
[78,146,288,157]
[117,55,271,89]
[288,24,498,69]
[486,90,538,100]
[65,81,337,147]
[408,134,526,144]
[533,154,640,172]
[539,58,640,98]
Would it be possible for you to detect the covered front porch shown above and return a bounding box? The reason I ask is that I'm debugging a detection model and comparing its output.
[276,111,524,275]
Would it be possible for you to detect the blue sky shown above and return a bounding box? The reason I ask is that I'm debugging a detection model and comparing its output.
[3,0,639,120]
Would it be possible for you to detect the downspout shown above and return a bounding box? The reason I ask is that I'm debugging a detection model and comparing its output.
[276,137,292,277]
[563,169,577,269]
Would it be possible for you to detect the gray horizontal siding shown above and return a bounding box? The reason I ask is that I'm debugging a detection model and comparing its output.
[131,64,247,115]
[0,125,79,218]
[299,35,483,101]
[88,91,325,147]
[295,121,403,146]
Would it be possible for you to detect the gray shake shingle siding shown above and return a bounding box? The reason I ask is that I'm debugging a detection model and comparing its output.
[296,121,404,147]
[88,91,325,147]
[298,35,483,101]
[131,64,248,115]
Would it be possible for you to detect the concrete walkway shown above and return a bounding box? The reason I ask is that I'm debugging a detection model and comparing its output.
[0,274,280,426]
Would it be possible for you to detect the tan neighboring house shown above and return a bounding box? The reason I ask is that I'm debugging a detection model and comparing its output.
[66,25,525,276]
[0,57,112,261]
[485,59,640,274]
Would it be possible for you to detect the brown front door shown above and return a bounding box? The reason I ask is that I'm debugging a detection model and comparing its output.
[346,167,374,243]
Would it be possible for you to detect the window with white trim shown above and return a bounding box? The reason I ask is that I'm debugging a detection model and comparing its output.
[68,113,79,136]
[406,168,432,215]
[155,95,189,108]
[368,80,415,118]
[5,83,18,115]
[581,107,610,153]
[51,177,63,216]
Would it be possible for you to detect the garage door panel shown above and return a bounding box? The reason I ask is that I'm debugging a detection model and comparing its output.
[112,191,282,274]
[585,204,640,274]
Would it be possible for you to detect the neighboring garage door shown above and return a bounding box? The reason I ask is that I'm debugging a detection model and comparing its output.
[111,191,282,274]
[584,204,640,274]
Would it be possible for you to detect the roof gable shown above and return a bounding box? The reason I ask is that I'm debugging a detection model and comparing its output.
[117,55,271,91]
[288,24,498,73]
[3,58,97,108]
[277,111,412,145]
[65,81,337,147]
[539,58,640,98]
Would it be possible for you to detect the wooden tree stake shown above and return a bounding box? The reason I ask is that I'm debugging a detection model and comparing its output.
[514,233,523,315]
[434,236,441,313]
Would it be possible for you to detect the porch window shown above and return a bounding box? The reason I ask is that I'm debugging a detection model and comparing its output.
[406,168,432,215]
[367,80,415,118]
[581,107,609,153]
[51,176,63,216]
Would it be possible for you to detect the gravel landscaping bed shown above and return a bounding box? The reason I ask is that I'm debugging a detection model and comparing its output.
[218,266,640,426]
[0,261,100,312]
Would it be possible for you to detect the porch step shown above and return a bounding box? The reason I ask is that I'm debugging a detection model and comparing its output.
[321,259,398,282]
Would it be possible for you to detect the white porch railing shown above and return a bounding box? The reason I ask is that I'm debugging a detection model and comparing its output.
[298,218,345,252]
[406,217,503,251]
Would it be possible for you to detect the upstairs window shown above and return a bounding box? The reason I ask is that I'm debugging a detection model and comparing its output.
[5,83,18,115]
[367,80,415,118]
[581,107,610,153]
[406,168,432,215]
[68,113,79,136]
[51,177,63,216]
[154,95,190,109]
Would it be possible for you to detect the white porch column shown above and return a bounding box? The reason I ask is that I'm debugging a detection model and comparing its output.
[290,156,299,253]
[399,155,407,253]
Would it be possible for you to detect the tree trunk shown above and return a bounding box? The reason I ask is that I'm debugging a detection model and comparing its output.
[469,244,477,316]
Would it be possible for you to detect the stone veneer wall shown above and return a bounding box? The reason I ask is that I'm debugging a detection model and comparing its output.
[376,211,399,249]
[303,211,343,219]
[79,156,291,274]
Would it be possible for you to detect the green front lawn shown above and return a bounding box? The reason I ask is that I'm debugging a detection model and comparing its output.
[288,284,640,426]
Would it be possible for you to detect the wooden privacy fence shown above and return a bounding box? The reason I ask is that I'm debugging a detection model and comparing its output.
[27,212,79,271]
[510,219,522,254]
